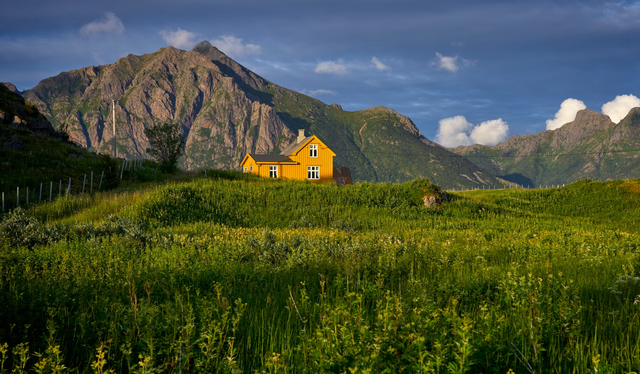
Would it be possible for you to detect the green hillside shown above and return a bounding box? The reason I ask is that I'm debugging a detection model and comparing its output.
[1,175,639,373]
[1,83,123,208]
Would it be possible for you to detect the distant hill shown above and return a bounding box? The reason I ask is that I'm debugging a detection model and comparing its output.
[0,82,61,138]
[20,41,502,188]
[452,108,640,186]
[1,83,120,200]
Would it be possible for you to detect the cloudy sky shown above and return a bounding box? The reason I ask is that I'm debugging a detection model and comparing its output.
[2,0,639,147]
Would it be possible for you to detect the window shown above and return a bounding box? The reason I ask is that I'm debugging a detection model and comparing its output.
[308,166,319,180]
[269,165,278,178]
[309,144,318,158]
[250,165,253,172]
[243,167,247,173]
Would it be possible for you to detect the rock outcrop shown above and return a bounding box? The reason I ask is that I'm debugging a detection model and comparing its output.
[0,82,63,139]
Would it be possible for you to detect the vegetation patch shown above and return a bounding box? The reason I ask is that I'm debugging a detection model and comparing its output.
[1,176,639,372]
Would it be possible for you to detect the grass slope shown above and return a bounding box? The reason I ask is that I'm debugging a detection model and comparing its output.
[0,126,122,209]
[1,175,639,373]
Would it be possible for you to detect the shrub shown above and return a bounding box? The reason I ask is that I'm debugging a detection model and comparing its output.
[144,120,185,173]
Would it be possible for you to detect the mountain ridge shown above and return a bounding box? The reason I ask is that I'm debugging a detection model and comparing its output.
[453,108,640,185]
[20,41,502,187]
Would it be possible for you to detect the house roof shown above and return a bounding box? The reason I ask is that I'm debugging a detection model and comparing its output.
[248,154,296,163]
[280,136,313,156]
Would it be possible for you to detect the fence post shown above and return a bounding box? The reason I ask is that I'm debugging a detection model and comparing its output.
[2,192,4,213]
[82,174,86,196]
[27,187,29,205]
[39,183,42,203]
[120,159,125,180]
[59,180,62,198]
[90,171,93,194]
[99,170,104,191]
[66,178,71,198]
[17,187,19,208]
[50,181,52,203]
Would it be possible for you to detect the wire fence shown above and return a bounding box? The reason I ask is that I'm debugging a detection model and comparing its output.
[1,156,147,213]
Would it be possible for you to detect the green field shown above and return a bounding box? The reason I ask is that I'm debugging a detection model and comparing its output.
[1,174,639,373]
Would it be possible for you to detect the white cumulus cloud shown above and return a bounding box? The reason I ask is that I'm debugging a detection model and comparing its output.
[434,52,471,73]
[80,12,125,37]
[601,94,640,123]
[470,119,509,145]
[436,115,509,147]
[315,61,348,75]
[371,56,390,70]
[160,28,198,49]
[436,116,473,147]
[545,98,586,130]
[302,89,337,96]
[210,35,261,58]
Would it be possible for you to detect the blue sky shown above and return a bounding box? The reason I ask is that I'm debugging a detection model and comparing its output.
[2,0,639,146]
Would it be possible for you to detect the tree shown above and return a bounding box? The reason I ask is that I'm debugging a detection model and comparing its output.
[144,120,185,173]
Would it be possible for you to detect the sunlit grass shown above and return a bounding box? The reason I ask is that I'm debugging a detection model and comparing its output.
[0,175,639,373]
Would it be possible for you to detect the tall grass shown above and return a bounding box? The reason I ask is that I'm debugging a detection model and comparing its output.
[0,174,639,373]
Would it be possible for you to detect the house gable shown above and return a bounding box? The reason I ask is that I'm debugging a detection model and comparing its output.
[284,135,336,158]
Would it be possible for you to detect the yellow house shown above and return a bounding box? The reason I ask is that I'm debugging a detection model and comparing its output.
[240,129,336,183]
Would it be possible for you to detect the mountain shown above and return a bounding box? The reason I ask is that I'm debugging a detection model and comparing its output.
[452,108,640,186]
[21,41,501,187]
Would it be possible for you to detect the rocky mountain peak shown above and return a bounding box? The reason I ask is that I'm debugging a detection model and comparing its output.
[619,107,640,126]
[189,40,269,92]
[572,109,612,124]
[1,82,19,93]
[192,40,217,53]
[361,106,423,137]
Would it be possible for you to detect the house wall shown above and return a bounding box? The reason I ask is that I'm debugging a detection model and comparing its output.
[284,141,334,182]
[255,163,282,179]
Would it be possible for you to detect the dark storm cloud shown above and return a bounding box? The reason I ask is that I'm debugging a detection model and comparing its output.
[1,0,639,141]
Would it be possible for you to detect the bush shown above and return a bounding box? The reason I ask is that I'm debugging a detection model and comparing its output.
[144,120,185,173]
[0,208,52,248]
[0,209,148,250]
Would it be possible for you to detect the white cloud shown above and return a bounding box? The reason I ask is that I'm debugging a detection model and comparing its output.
[80,12,125,37]
[434,52,471,73]
[545,98,586,130]
[302,89,337,96]
[315,61,348,75]
[436,115,509,147]
[470,119,509,145]
[210,35,261,58]
[601,94,640,123]
[436,116,473,147]
[371,56,390,70]
[160,28,198,49]
[600,2,640,29]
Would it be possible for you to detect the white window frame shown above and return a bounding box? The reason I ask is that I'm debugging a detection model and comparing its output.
[309,144,318,158]
[269,165,278,178]
[243,167,247,173]
[307,166,319,180]
[250,165,253,172]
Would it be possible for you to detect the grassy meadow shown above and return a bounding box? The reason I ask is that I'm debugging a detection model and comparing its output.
[1,172,639,373]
